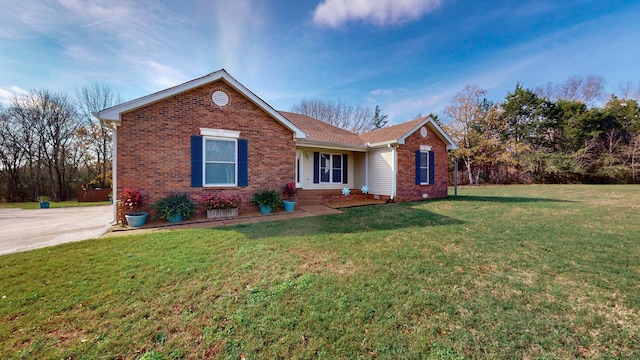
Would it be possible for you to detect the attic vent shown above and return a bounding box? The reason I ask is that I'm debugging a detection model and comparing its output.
[420,126,428,138]
[212,91,229,107]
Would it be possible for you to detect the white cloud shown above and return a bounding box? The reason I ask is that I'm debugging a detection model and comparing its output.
[313,0,443,28]
[138,60,189,90]
[386,92,445,121]
[0,86,29,104]
[211,0,270,77]
[369,88,396,96]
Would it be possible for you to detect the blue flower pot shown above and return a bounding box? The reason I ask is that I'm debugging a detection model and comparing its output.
[282,201,295,212]
[258,204,272,214]
[167,214,183,223]
[125,212,148,227]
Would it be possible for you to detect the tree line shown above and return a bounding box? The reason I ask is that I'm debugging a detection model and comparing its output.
[0,85,119,202]
[292,75,640,185]
[443,76,640,185]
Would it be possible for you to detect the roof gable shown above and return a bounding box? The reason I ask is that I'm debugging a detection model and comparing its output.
[361,116,458,150]
[360,117,424,145]
[95,69,306,138]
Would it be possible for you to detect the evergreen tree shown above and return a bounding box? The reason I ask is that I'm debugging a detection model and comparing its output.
[372,105,388,129]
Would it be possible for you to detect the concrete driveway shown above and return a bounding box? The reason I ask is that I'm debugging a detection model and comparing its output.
[0,205,113,256]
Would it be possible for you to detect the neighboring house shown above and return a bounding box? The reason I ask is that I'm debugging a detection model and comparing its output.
[96,69,457,216]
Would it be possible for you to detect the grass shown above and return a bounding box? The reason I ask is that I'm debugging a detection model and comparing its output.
[1,184,639,359]
[0,201,111,209]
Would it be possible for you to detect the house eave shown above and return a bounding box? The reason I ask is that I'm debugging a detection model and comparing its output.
[296,139,367,152]
[366,140,398,148]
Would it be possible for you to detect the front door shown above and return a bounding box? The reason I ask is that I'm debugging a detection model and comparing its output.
[296,150,303,188]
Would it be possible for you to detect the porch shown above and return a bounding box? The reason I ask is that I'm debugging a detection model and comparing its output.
[296,189,388,207]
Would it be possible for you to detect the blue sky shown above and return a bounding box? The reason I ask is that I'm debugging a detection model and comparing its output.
[1,0,639,124]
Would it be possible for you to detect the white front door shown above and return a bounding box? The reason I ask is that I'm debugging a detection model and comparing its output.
[296,150,303,188]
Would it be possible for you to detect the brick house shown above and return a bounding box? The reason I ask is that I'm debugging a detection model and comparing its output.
[96,69,457,218]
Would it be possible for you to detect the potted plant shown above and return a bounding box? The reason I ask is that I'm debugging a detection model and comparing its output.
[204,192,241,219]
[121,188,147,227]
[282,182,297,212]
[37,195,51,209]
[251,189,281,214]
[151,192,196,223]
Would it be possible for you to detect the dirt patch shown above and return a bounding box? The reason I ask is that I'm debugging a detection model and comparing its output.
[291,248,357,276]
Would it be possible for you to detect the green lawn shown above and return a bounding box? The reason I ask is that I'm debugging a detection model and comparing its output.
[1,185,638,359]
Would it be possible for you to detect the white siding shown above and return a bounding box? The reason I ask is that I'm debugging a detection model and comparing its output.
[353,152,367,189]
[367,147,394,196]
[297,147,355,190]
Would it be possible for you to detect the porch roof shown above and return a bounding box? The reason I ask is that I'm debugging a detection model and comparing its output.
[280,111,364,146]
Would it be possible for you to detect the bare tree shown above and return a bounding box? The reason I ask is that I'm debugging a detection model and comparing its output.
[0,105,28,201]
[11,90,80,201]
[618,80,640,101]
[535,82,557,100]
[76,83,121,188]
[538,75,604,106]
[581,75,605,106]
[443,84,488,185]
[628,131,640,182]
[559,75,583,101]
[291,98,374,133]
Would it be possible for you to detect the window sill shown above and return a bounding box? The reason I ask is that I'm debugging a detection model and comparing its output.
[203,186,241,190]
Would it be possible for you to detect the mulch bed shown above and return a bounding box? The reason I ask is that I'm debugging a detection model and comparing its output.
[321,194,387,209]
[116,196,387,230]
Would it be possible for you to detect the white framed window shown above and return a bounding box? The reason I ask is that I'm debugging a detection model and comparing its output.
[313,151,348,185]
[418,151,429,185]
[415,147,434,186]
[204,137,237,186]
[319,153,344,183]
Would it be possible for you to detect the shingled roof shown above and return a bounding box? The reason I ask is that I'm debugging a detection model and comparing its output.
[359,117,426,145]
[280,112,457,150]
[280,111,364,145]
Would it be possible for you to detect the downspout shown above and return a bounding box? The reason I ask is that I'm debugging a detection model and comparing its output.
[110,124,118,225]
[391,144,396,200]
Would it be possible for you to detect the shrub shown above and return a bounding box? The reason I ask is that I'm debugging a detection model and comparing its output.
[36,195,51,203]
[251,189,281,208]
[282,182,297,200]
[120,188,143,212]
[151,192,196,220]
[204,193,242,210]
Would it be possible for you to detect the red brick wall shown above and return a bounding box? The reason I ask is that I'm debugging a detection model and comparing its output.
[116,80,295,214]
[395,125,449,202]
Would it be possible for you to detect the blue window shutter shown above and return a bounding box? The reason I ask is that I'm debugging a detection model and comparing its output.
[343,154,348,184]
[415,150,421,184]
[238,139,248,186]
[313,152,319,184]
[429,151,435,185]
[191,136,203,187]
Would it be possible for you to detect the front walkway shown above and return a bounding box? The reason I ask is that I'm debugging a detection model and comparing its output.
[103,205,342,237]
